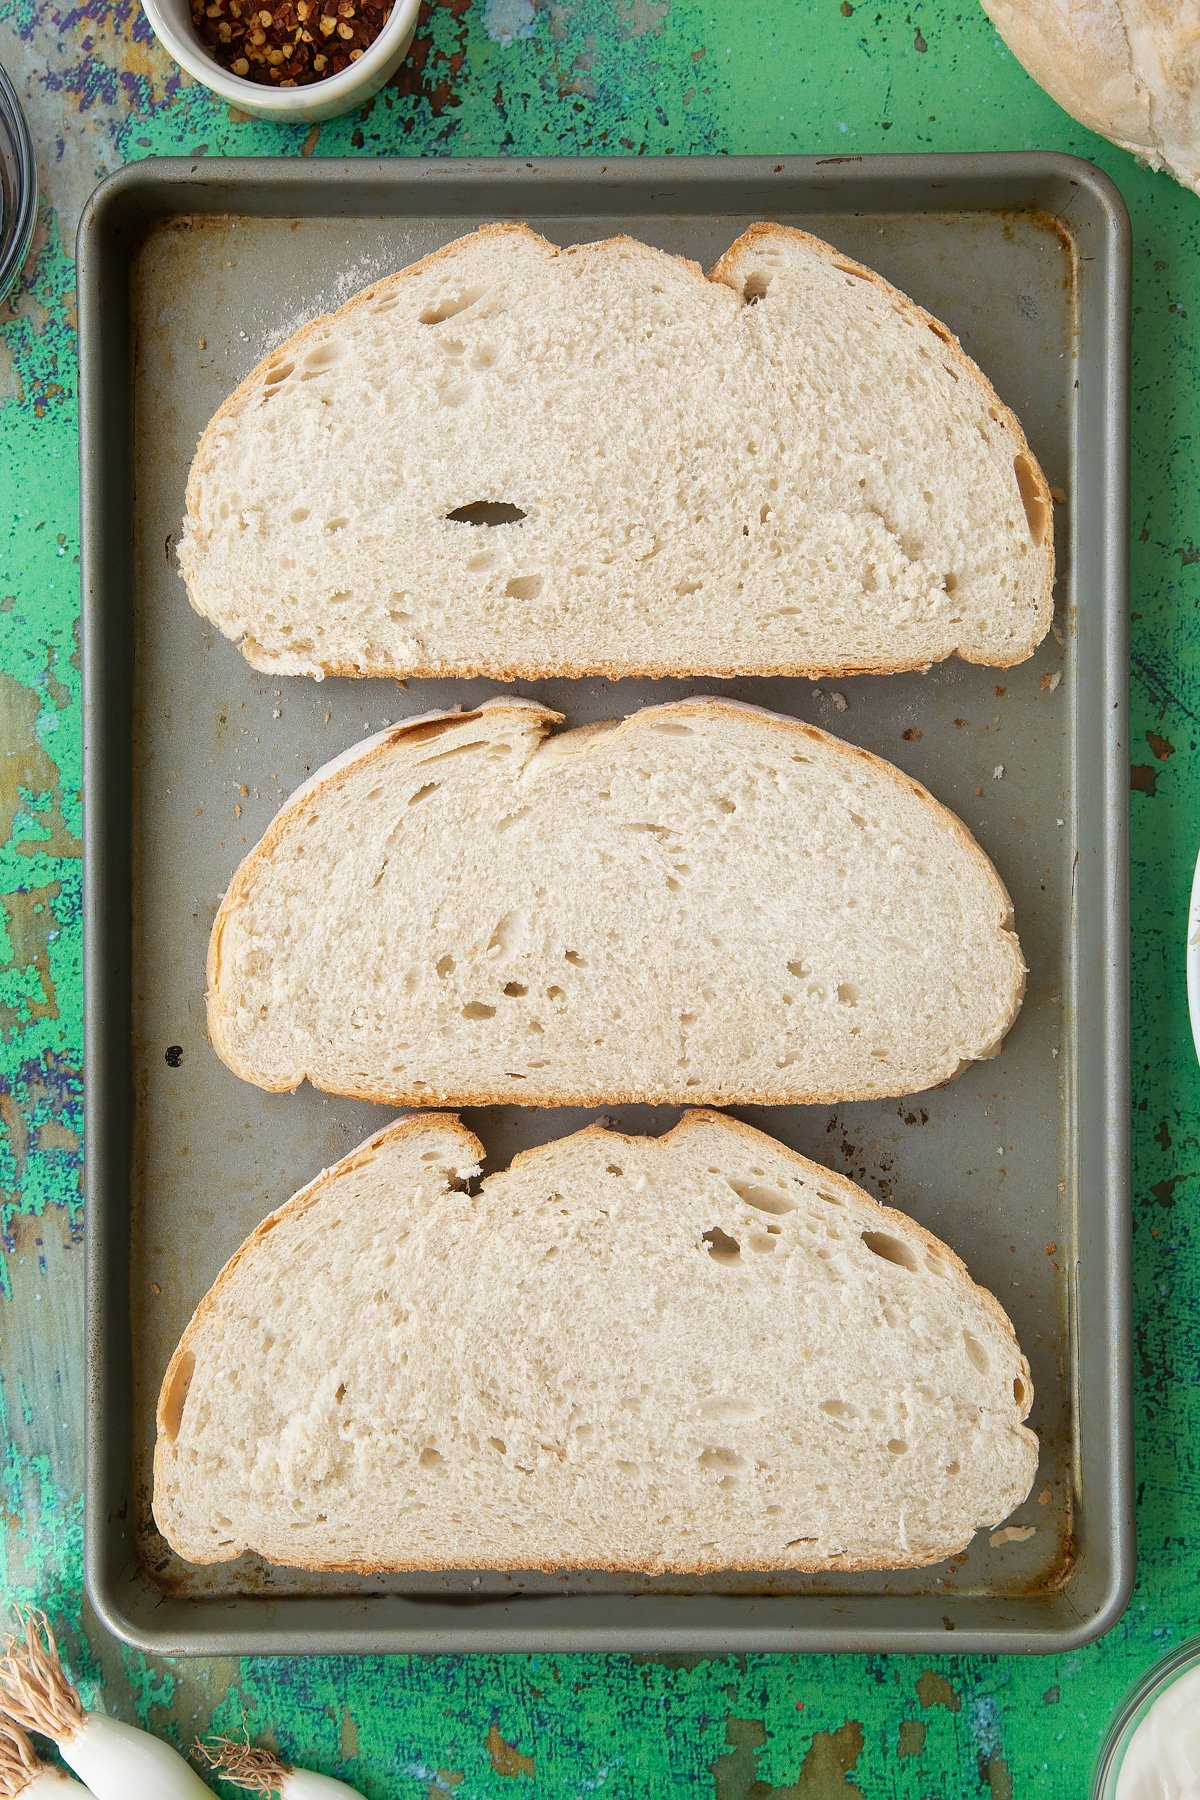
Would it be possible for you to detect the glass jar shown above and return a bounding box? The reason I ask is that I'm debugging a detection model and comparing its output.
[0,61,36,305]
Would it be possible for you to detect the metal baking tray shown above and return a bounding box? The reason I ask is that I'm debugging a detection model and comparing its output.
[80,153,1131,1655]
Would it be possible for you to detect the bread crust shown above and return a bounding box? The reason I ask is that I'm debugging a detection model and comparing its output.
[153,1107,1036,1574]
[981,0,1200,195]
[183,221,1055,680]
[206,695,1025,1104]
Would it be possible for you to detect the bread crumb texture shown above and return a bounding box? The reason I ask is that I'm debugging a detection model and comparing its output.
[180,223,1054,678]
[152,1110,1039,1573]
[207,698,1026,1106]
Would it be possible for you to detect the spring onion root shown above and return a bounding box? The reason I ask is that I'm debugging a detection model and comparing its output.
[0,1610,213,1800]
[0,1715,91,1796]
[197,1738,366,1798]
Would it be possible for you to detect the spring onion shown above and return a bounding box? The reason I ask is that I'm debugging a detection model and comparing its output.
[0,1717,93,1796]
[197,1738,366,1797]
[0,1610,213,1800]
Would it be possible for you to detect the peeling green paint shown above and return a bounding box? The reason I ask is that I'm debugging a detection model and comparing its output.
[2,0,1200,1794]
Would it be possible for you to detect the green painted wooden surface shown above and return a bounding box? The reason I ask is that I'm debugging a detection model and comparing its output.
[1,1,1197,1792]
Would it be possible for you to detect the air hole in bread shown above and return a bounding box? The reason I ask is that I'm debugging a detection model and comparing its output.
[605,1163,623,1177]
[418,1446,445,1470]
[488,1435,507,1455]
[820,1398,857,1422]
[461,1001,496,1020]
[888,1438,909,1456]
[563,949,586,966]
[700,1395,759,1423]
[439,336,465,359]
[435,954,455,977]
[502,981,527,998]
[408,782,438,806]
[832,261,869,282]
[946,1460,961,1477]
[727,1178,797,1217]
[262,358,294,389]
[837,983,860,1007]
[861,1230,919,1272]
[335,1382,347,1404]
[546,985,565,1003]
[748,1232,777,1254]
[300,340,343,374]
[742,271,771,304]
[703,1225,741,1263]
[650,721,694,737]
[505,574,544,601]
[616,1459,640,1477]
[1013,453,1050,547]
[1013,1374,1030,1408]
[419,286,487,325]
[676,578,702,596]
[963,1331,990,1374]
[446,501,528,527]
[415,738,490,768]
[487,908,527,958]
[466,549,496,574]
[159,1351,195,1444]
[699,1446,746,1473]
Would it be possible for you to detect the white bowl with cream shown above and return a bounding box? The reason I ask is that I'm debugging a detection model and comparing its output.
[1095,1645,1200,1798]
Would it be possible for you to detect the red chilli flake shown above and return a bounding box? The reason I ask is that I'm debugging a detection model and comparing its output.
[190,0,393,85]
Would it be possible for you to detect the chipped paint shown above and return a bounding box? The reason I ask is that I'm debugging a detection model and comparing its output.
[482,0,538,48]
[485,1725,536,1779]
[2,0,1200,1794]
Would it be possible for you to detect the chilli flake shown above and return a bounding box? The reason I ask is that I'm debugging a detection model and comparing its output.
[0,1611,213,1800]
[197,1738,366,1798]
[0,1717,93,1797]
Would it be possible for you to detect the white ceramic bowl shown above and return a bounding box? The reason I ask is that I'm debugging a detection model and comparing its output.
[139,0,421,121]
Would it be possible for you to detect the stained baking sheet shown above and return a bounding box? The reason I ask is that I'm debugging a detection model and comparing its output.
[80,153,1130,1654]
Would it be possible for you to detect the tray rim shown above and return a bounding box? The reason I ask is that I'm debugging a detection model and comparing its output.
[79,149,1133,1657]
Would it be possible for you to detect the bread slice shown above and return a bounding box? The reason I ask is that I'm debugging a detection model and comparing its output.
[153,1110,1038,1573]
[207,697,1025,1107]
[179,222,1054,680]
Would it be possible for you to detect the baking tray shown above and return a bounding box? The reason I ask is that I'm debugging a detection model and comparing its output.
[80,153,1131,1655]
